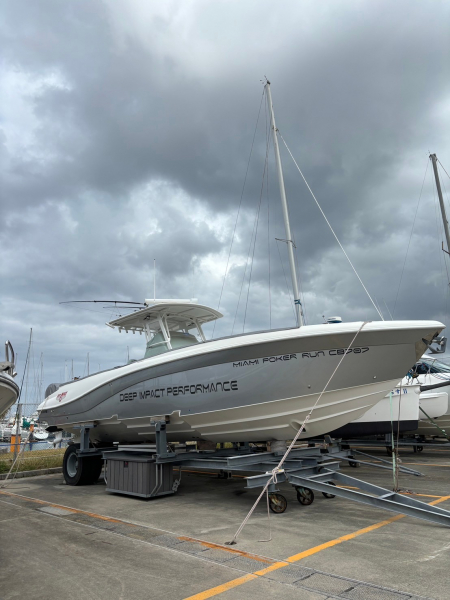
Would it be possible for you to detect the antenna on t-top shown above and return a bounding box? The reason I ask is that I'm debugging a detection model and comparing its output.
[153,258,156,302]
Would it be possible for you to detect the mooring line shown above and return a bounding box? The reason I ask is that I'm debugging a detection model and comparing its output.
[225,322,368,545]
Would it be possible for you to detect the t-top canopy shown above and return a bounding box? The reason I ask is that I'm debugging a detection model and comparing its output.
[107,302,223,335]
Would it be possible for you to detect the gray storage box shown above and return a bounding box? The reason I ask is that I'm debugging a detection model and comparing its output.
[105,452,174,498]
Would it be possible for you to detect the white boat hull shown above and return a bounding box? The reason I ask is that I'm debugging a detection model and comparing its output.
[79,379,403,443]
[327,385,420,438]
[415,390,450,436]
[403,362,450,437]
[38,320,443,444]
[0,372,19,416]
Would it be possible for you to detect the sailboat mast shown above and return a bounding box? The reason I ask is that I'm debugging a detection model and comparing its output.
[430,153,450,254]
[265,81,304,327]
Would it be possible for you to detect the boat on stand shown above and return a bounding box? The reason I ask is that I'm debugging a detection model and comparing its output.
[0,341,19,418]
[406,354,450,437]
[37,82,445,484]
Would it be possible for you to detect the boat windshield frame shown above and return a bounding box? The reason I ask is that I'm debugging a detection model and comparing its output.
[107,302,223,352]
[418,356,450,375]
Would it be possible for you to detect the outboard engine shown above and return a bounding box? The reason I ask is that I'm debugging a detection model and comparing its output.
[44,383,62,397]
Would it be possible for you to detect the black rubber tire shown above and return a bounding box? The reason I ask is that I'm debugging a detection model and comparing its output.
[268,493,287,514]
[322,482,336,499]
[63,445,102,486]
[296,487,314,506]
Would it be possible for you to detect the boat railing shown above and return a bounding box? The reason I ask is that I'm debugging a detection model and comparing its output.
[2,341,17,377]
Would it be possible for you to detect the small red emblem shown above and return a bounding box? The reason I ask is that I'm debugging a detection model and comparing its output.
[57,392,67,403]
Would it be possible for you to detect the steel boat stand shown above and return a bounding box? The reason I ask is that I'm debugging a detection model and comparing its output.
[245,465,450,527]
[310,436,424,476]
[330,435,450,455]
[95,420,450,526]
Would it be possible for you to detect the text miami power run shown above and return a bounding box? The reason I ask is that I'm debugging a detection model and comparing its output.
[233,347,370,367]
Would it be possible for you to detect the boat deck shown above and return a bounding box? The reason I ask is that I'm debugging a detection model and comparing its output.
[1,446,450,599]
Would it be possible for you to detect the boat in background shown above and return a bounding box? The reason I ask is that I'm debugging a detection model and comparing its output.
[326,382,448,439]
[407,355,450,437]
[328,384,420,438]
[0,341,19,417]
[32,428,49,441]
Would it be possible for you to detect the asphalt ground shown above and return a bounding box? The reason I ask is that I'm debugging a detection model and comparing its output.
[1,445,449,600]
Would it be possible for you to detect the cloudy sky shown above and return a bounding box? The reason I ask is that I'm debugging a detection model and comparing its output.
[1,0,450,411]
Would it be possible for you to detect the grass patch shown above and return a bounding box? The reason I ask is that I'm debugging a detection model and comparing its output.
[0,447,65,474]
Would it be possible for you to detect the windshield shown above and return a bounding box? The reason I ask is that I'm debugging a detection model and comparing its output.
[414,358,450,375]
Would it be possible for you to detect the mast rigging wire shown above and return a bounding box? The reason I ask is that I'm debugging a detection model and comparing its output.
[212,90,265,339]
[241,200,263,332]
[231,192,264,335]
[383,298,394,321]
[278,133,384,320]
[16,329,33,407]
[392,159,429,318]
[242,112,272,332]
[439,165,450,247]
[231,214,259,333]
[437,158,450,181]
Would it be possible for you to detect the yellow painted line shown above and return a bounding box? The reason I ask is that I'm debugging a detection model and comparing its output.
[0,490,275,564]
[0,490,136,525]
[184,574,258,600]
[3,482,450,600]
[429,495,450,505]
[184,494,450,599]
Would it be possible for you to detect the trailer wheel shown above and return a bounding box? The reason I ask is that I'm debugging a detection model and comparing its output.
[63,445,102,486]
[268,493,287,514]
[417,445,423,452]
[322,482,336,499]
[349,460,360,468]
[296,487,314,506]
